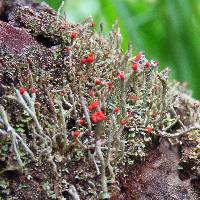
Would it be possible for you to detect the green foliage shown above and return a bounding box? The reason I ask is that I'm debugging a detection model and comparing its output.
[41,0,200,99]
[36,0,63,10]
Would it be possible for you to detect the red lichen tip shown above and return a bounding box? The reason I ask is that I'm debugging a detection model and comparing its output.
[60,91,65,96]
[145,61,151,69]
[107,81,113,90]
[120,119,128,125]
[117,73,125,80]
[72,130,81,138]
[71,32,77,39]
[88,100,99,110]
[91,21,95,27]
[134,53,142,62]
[91,111,105,123]
[145,127,152,135]
[95,79,101,85]
[112,69,118,74]
[86,56,94,63]
[107,82,112,87]
[19,87,26,95]
[79,119,85,125]
[154,61,159,66]
[114,107,120,113]
[132,63,138,71]
[89,90,95,97]
[88,52,93,57]
[81,58,87,64]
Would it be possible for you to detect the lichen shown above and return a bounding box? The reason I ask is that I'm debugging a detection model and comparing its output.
[0,1,199,199]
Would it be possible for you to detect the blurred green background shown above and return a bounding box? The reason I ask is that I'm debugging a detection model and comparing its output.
[38,0,200,99]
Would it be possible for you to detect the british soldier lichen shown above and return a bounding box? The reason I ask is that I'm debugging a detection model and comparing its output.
[0,1,199,199]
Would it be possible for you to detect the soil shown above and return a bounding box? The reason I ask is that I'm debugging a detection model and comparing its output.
[111,140,199,200]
